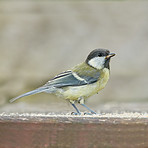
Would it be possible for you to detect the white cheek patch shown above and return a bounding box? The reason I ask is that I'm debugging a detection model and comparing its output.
[88,57,105,69]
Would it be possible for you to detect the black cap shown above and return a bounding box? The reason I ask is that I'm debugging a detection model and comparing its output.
[86,49,110,63]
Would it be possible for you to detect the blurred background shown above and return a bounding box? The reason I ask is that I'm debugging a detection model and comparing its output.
[0,1,148,113]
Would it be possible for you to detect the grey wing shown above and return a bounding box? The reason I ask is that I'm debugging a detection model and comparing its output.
[44,70,100,88]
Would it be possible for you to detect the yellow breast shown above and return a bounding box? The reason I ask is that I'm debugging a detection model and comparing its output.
[56,68,110,101]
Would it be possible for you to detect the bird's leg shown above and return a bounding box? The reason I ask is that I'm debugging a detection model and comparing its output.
[78,97,96,115]
[81,104,96,115]
[69,100,81,115]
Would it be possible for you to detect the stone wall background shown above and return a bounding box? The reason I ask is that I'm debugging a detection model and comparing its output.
[0,1,148,112]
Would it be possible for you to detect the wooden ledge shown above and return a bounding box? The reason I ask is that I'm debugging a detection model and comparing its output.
[0,112,148,123]
[0,112,148,148]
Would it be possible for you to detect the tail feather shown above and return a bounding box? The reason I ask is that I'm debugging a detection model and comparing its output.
[10,87,47,103]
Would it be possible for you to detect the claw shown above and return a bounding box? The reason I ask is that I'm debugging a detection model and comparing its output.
[71,112,81,115]
[84,112,97,115]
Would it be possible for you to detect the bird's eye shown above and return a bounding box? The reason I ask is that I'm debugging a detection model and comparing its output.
[98,53,102,57]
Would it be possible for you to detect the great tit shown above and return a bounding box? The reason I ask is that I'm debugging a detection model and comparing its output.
[10,49,115,115]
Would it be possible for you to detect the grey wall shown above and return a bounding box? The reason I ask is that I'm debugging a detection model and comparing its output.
[0,1,148,112]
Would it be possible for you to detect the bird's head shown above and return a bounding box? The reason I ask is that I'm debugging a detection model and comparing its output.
[86,49,115,70]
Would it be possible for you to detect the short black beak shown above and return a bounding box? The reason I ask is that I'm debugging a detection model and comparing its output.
[105,53,116,59]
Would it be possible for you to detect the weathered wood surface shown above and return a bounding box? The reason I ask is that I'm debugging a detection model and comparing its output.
[0,112,148,148]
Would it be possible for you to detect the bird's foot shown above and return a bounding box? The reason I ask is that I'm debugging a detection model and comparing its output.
[84,112,97,115]
[71,112,81,115]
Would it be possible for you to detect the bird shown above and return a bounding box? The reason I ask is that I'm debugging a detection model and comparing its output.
[10,48,115,115]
